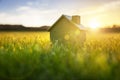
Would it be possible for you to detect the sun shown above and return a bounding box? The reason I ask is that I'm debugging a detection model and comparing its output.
[89,19,101,29]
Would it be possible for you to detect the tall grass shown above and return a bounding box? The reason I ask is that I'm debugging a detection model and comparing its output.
[0,32,120,80]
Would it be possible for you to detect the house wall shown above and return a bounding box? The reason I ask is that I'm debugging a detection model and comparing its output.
[50,16,86,44]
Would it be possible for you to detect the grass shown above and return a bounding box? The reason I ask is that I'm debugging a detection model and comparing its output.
[0,31,120,80]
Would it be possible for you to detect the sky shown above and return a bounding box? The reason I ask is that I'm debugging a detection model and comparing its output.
[0,0,120,27]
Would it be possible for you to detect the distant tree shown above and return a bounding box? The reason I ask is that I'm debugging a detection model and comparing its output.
[112,25,120,28]
[112,25,117,28]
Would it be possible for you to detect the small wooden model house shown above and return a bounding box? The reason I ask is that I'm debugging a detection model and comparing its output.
[49,15,86,44]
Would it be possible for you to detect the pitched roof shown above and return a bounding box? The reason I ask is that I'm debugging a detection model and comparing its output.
[48,15,86,31]
[64,15,86,30]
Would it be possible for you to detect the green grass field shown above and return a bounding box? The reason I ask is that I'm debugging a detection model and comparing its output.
[0,32,120,80]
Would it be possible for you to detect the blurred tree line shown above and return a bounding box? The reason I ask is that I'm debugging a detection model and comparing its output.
[0,24,49,31]
[100,25,120,33]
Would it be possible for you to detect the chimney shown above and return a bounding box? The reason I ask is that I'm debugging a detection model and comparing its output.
[72,15,80,24]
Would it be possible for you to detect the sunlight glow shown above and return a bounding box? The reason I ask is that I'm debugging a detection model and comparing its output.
[64,34,69,40]
[88,19,101,29]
